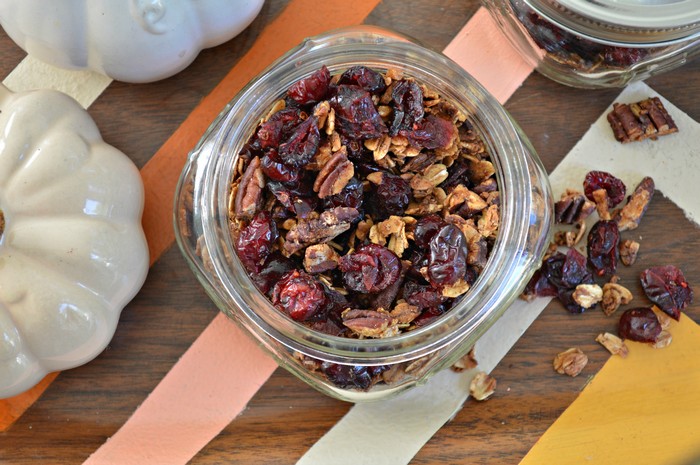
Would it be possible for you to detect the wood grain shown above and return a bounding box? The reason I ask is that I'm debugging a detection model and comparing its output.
[1,1,699,463]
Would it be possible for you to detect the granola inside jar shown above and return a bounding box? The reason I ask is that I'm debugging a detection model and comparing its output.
[482,0,700,88]
[174,26,553,402]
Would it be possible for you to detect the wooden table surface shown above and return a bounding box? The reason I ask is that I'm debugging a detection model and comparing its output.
[1,1,699,463]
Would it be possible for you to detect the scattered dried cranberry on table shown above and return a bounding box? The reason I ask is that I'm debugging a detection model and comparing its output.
[229,65,501,390]
[526,168,694,368]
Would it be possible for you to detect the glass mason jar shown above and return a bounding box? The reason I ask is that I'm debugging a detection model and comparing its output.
[174,26,553,402]
[482,0,700,88]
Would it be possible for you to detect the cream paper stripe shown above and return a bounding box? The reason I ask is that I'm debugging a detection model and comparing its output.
[2,55,111,109]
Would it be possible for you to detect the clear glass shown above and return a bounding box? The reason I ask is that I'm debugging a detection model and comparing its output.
[174,26,553,402]
[482,0,700,88]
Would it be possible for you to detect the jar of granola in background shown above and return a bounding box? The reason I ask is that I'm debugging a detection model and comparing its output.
[174,26,553,402]
[482,0,700,88]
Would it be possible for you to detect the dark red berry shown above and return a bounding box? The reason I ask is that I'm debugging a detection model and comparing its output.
[320,363,372,390]
[389,79,424,136]
[339,244,401,294]
[372,172,411,219]
[583,171,626,208]
[640,265,693,320]
[427,224,468,288]
[253,108,305,150]
[403,280,447,309]
[440,158,471,192]
[338,66,386,94]
[331,85,388,140]
[261,149,301,183]
[401,114,455,150]
[414,215,447,249]
[412,305,447,328]
[252,252,296,295]
[267,180,318,219]
[272,270,327,321]
[235,211,278,273]
[278,116,320,167]
[287,65,331,105]
[618,307,661,342]
[587,220,619,277]
[523,269,558,299]
[322,176,364,210]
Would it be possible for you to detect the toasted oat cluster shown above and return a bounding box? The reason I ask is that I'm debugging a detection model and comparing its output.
[228,65,501,390]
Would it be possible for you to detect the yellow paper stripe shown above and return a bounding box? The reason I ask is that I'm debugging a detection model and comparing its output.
[520,314,700,465]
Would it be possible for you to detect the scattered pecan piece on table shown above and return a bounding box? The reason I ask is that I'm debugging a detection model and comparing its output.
[607,97,678,143]
[595,332,629,358]
[615,176,654,231]
[553,348,588,377]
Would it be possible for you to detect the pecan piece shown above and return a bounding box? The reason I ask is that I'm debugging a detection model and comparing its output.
[595,332,629,358]
[554,189,595,224]
[608,98,678,143]
[469,371,496,401]
[234,156,265,220]
[342,309,396,338]
[615,177,654,231]
[313,150,354,198]
[304,243,340,274]
[282,207,359,256]
[619,239,640,266]
[601,281,633,316]
[553,348,588,377]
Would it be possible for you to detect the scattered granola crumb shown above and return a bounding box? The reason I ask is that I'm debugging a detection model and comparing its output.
[652,330,673,349]
[619,239,640,266]
[451,347,477,372]
[553,348,588,377]
[601,282,633,316]
[595,332,629,358]
[469,371,496,401]
[572,283,603,309]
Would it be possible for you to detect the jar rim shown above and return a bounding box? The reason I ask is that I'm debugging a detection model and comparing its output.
[188,26,551,365]
[524,0,700,45]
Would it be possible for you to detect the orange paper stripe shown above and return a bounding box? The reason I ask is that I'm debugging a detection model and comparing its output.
[83,0,381,463]
[0,373,58,431]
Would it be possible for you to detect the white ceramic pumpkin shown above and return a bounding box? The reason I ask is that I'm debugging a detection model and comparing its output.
[0,84,149,398]
[0,0,265,83]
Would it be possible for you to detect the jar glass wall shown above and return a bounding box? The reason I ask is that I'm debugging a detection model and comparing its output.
[174,26,553,402]
[482,0,700,88]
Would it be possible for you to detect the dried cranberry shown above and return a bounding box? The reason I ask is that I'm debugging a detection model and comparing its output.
[640,265,693,320]
[403,280,447,309]
[320,363,372,390]
[523,269,558,299]
[278,116,320,167]
[323,176,364,210]
[338,66,386,94]
[618,307,661,342]
[587,220,619,277]
[543,249,592,290]
[603,47,648,68]
[235,211,278,273]
[253,108,304,150]
[272,270,327,321]
[331,85,387,140]
[440,158,471,192]
[339,244,401,294]
[373,261,408,311]
[583,171,626,208]
[412,306,446,328]
[261,149,301,183]
[372,172,411,219]
[427,224,468,288]
[267,180,318,219]
[252,252,296,295]
[287,65,331,105]
[414,215,447,249]
[401,114,455,150]
[389,79,424,136]
[558,288,586,314]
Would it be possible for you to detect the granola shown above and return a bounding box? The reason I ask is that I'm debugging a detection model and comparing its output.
[228,65,501,391]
